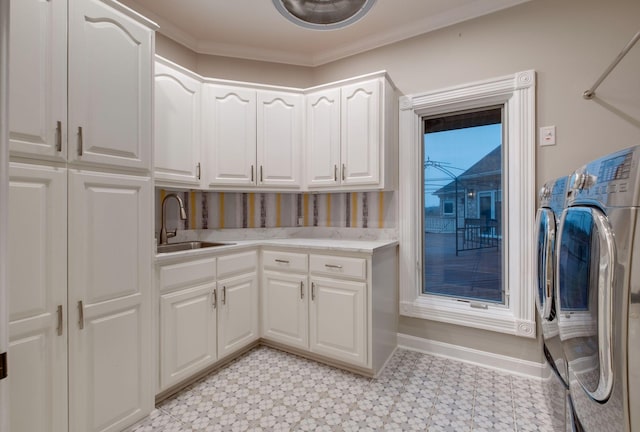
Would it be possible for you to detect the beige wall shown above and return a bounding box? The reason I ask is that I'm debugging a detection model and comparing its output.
[154,0,640,363]
[156,33,314,88]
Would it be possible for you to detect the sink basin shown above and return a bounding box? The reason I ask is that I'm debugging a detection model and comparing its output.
[157,241,233,254]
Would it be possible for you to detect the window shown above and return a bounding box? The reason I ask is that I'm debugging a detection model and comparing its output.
[423,109,504,304]
[398,71,536,338]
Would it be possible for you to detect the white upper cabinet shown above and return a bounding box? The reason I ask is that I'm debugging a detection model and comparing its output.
[204,85,303,190]
[306,88,341,188]
[341,79,381,186]
[306,76,397,191]
[8,0,67,161]
[154,60,202,186]
[257,91,303,188]
[68,0,155,171]
[204,85,257,187]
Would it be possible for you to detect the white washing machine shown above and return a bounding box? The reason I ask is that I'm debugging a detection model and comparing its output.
[535,176,570,431]
[556,145,640,432]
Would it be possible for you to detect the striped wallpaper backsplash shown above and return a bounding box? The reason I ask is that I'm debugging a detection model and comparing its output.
[157,190,396,230]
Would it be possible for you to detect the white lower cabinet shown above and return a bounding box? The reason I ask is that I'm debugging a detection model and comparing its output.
[217,272,259,358]
[158,257,217,391]
[261,250,371,369]
[157,249,258,393]
[262,271,308,350]
[309,276,366,367]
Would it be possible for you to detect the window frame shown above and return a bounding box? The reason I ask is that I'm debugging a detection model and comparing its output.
[399,71,536,338]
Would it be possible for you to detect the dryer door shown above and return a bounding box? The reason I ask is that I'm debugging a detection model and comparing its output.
[556,206,615,403]
[535,207,556,320]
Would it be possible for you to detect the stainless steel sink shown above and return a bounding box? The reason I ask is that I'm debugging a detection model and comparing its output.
[157,241,233,254]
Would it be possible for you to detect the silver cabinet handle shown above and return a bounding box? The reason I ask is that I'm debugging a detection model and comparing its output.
[222,286,226,305]
[300,281,304,299]
[55,121,62,152]
[78,301,84,330]
[196,162,201,180]
[260,165,263,183]
[77,127,83,156]
[342,163,346,181]
[251,165,254,182]
[56,305,63,336]
[334,165,338,181]
[325,264,343,269]
[212,289,217,309]
[311,282,316,301]
[275,259,290,264]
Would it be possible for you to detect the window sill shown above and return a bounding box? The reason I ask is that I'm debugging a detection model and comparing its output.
[400,296,536,338]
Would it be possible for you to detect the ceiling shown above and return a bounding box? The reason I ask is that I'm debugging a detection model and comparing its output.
[119,0,531,67]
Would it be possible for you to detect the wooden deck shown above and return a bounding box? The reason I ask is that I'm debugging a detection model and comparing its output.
[423,232,503,303]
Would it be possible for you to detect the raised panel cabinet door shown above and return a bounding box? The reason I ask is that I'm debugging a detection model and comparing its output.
[257,91,302,188]
[217,272,259,358]
[309,277,367,367]
[67,170,153,432]
[8,163,67,432]
[154,60,202,186]
[262,271,308,350]
[306,88,341,189]
[8,0,67,161]
[205,85,257,187]
[341,79,381,186]
[160,283,217,391]
[68,0,155,171]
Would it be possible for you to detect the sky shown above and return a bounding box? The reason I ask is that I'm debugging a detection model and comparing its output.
[424,123,501,207]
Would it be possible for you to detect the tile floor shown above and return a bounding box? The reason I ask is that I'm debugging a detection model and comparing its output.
[129,346,555,432]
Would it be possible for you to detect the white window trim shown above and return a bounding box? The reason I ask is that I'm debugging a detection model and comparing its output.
[398,70,536,338]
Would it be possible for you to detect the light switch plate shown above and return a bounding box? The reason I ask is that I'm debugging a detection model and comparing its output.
[540,125,556,146]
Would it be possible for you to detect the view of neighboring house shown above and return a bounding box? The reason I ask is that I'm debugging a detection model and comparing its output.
[428,145,502,237]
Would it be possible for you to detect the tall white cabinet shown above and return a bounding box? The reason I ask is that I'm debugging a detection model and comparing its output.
[7,0,157,431]
[8,163,67,432]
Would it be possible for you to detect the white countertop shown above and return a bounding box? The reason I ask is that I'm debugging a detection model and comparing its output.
[155,237,398,262]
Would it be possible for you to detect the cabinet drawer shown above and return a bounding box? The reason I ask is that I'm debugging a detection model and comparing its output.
[263,250,308,273]
[159,257,216,292]
[309,255,367,280]
[218,250,258,279]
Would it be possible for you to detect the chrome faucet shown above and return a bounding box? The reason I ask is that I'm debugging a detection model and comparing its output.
[160,193,188,245]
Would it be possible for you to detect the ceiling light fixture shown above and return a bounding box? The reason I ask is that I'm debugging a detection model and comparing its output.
[272,0,377,30]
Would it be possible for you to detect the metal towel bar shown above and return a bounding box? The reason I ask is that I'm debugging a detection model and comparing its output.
[583,30,640,99]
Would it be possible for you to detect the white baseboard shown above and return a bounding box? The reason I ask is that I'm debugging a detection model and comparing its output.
[397,333,544,379]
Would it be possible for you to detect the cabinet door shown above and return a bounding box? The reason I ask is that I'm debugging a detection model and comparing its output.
[68,170,152,432]
[257,91,302,188]
[217,272,259,358]
[205,85,256,187]
[306,88,341,189]
[8,163,67,432]
[341,79,381,186]
[154,61,202,186]
[310,277,367,367]
[262,271,308,350]
[160,283,217,391]
[68,0,154,171]
[8,0,67,161]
